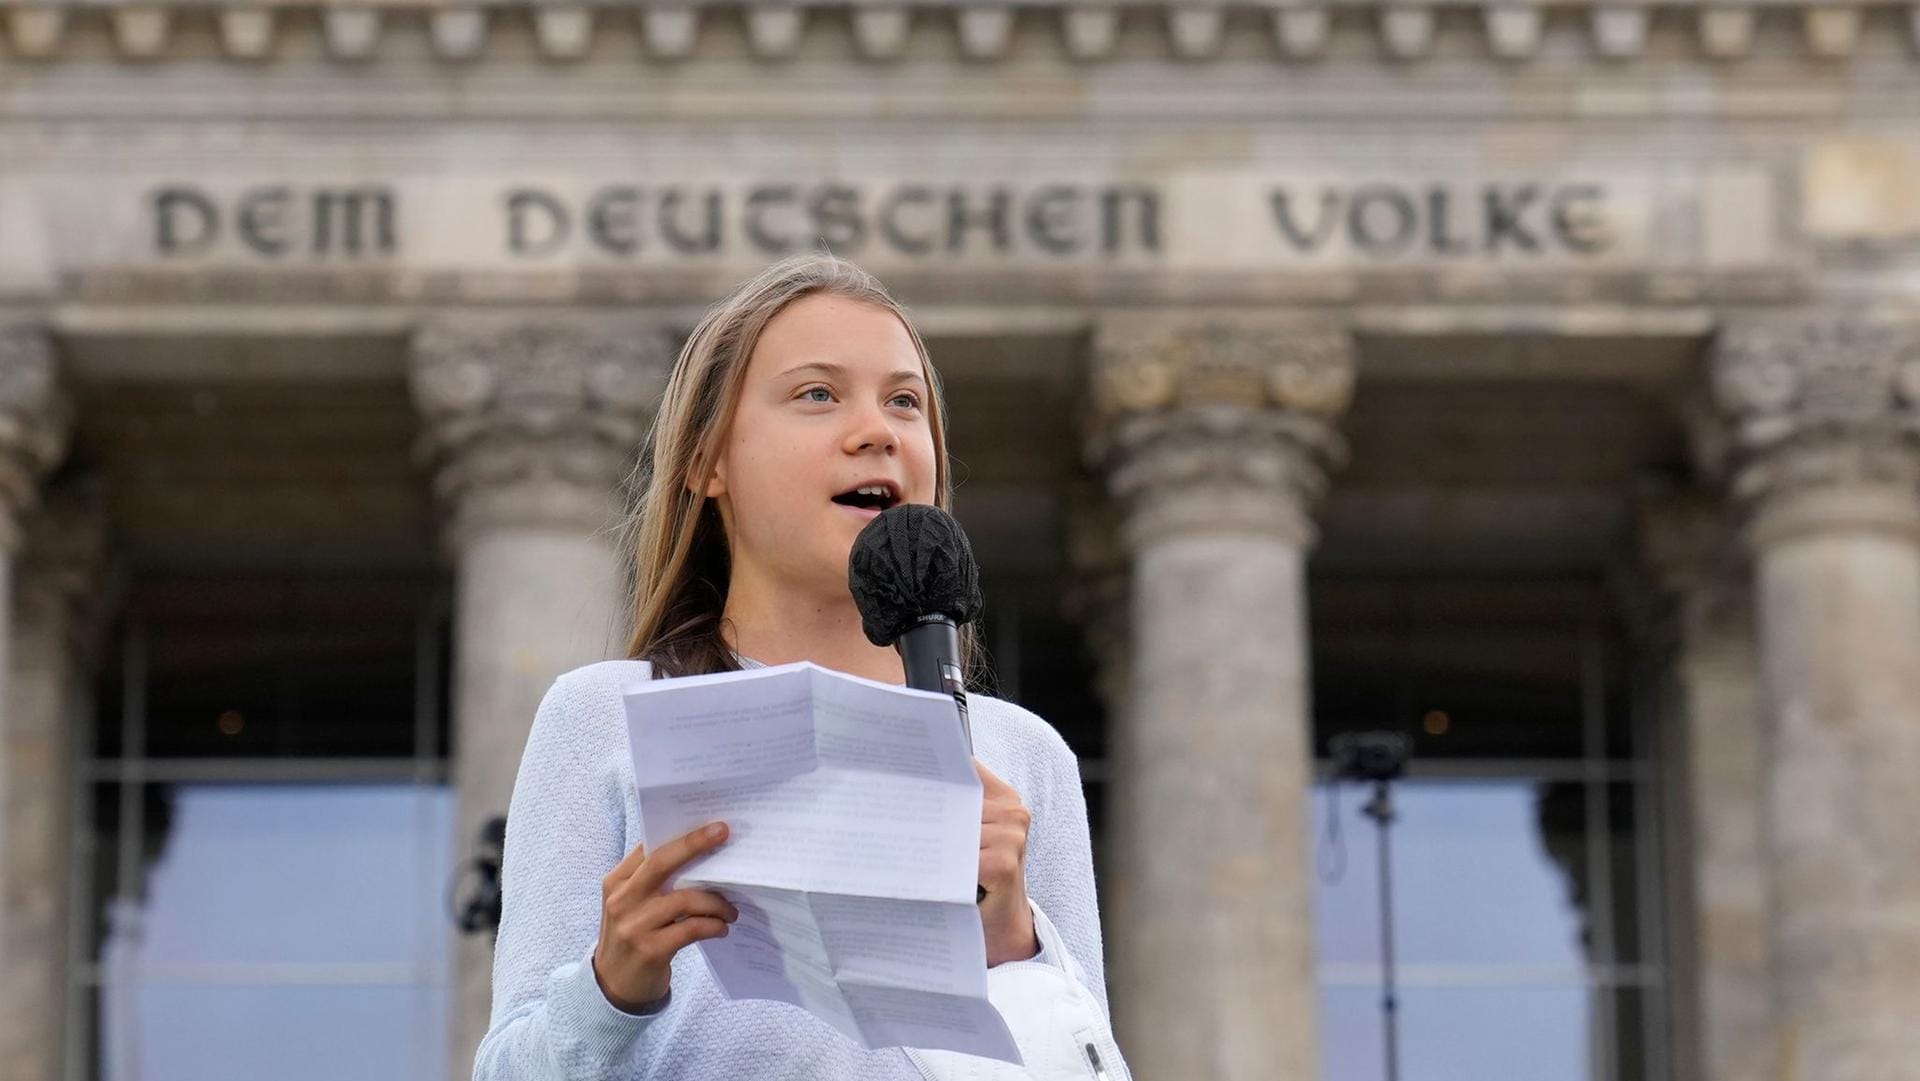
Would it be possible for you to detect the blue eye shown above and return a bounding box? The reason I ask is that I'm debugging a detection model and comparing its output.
[802,386,833,403]
[891,393,921,410]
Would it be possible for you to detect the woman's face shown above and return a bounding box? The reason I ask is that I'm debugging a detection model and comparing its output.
[703,293,939,598]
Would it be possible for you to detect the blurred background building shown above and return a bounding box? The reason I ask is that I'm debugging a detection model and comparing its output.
[1,3,1917,1080]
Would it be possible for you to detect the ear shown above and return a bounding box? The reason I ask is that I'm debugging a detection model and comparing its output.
[691,450,727,500]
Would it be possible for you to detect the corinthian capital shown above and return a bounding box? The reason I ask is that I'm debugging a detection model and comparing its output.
[409,315,676,544]
[1707,311,1920,505]
[1085,312,1354,549]
[0,326,72,555]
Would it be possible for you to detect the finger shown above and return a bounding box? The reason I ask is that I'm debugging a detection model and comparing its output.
[978,789,1024,814]
[979,789,1016,814]
[975,762,1026,807]
[978,848,1021,884]
[972,759,1011,794]
[639,888,741,929]
[980,800,1032,831]
[979,826,1029,860]
[979,817,1025,840]
[604,840,650,890]
[656,916,731,954]
[629,822,730,898]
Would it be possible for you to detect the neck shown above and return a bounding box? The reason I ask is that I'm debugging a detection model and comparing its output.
[719,563,906,686]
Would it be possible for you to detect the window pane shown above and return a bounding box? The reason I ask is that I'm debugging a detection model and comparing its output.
[1313,779,1591,969]
[1313,583,1597,760]
[91,784,457,1081]
[98,784,456,967]
[1320,985,1597,1081]
[96,573,444,760]
[98,984,448,1081]
[1534,780,1652,967]
[1314,623,1589,761]
[1309,580,1637,762]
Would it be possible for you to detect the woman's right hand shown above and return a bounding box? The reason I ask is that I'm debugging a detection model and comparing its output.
[592,820,740,1012]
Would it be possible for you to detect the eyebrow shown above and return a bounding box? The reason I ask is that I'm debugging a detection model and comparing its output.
[775,361,928,388]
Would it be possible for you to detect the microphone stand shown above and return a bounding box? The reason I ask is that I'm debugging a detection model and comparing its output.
[1330,732,1411,1081]
[1363,778,1401,1081]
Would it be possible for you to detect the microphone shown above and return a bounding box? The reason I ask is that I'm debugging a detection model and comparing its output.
[847,503,985,750]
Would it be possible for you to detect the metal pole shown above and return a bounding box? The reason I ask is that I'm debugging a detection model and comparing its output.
[1364,780,1401,1081]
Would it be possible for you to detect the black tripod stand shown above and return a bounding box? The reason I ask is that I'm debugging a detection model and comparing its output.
[1329,732,1412,1081]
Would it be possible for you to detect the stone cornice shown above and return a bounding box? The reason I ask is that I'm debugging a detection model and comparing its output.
[1,1,1916,66]
[1086,311,1353,549]
[408,314,676,545]
[0,325,72,557]
[1704,311,1920,532]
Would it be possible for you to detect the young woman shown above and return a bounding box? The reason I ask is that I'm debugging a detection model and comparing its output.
[472,253,1123,1080]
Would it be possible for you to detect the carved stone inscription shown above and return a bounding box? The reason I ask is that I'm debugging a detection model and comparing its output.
[135,178,1633,266]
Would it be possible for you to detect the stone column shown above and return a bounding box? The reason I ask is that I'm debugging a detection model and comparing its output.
[409,316,672,1081]
[1635,494,1771,1081]
[3,480,104,1081]
[1085,313,1353,1081]
[0,328,69,735]
[1706,312,1920,1081]
[0,327,70,1073]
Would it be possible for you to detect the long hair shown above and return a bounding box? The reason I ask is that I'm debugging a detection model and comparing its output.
[618,252,982,683]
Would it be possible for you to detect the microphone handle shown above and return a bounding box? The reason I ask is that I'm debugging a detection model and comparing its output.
[895,616,987,904]
[896,617,971,750]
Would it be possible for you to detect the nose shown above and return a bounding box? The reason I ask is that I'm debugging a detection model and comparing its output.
[843,398,898,455]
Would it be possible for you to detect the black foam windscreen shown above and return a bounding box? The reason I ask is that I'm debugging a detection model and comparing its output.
[847,503,984,647]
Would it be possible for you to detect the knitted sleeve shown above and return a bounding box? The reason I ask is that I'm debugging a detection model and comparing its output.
[471,672,666,1081]
[1014,710,1114,1024]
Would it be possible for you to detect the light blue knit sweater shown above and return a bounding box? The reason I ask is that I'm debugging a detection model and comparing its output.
[472,656,1123,1080]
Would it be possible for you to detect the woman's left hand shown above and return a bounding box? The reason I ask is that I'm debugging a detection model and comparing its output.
[975,758,1039,966]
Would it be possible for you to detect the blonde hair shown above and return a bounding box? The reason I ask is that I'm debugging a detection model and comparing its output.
[619,252,981,682]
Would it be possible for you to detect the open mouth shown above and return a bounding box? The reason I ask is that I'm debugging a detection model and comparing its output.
[830,482,901,513]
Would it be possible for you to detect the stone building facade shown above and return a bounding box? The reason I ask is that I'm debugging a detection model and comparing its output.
[2,3,1918,1081]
